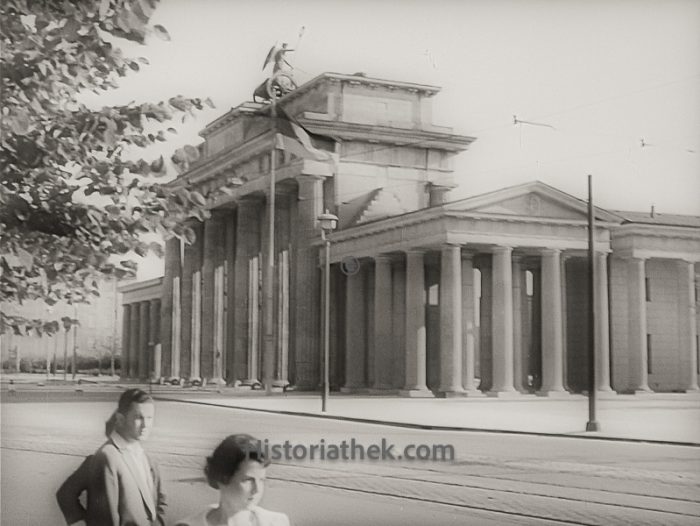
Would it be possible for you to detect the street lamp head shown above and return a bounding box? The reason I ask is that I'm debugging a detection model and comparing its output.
[317,209,338,234]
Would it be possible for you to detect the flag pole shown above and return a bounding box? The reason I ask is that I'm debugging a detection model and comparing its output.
[263,80,278,395]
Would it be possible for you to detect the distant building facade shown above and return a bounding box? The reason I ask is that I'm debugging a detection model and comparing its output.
[1,279,121,370]
[120,73,700,394]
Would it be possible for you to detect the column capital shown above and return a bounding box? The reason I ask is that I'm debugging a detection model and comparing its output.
[491,245,512,255]
[373,254,393,264]
[460,249,477,261]
[540,248,562,257]
[209,208,230,221]
[404,249,426,257]
[237,195,264,207]
[294,174,325,184]
[677,257,697,265]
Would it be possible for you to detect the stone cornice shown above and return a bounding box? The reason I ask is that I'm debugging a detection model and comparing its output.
[199,101,264,137]
[443,211,620,228]
[119,277,163,304]
[329,206,617,244]
[611,223,700,241]
[280,72,442,103]
[167,131,273,190]
[303,119,475,152]
[118,277,163,293]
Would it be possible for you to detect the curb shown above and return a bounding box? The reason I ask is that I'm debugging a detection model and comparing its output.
[153,396,700,448]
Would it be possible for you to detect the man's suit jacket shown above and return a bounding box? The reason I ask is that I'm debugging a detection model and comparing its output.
[56,438,166,526]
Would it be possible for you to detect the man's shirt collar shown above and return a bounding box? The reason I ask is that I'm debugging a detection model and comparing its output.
[110,430,141,451]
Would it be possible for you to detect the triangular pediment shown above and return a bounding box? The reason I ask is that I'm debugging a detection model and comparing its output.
[444,181,621,223]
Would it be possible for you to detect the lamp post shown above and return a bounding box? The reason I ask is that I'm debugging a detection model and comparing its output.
[318,210,338,412]
[263,74,285,395]
[586,174,600,432]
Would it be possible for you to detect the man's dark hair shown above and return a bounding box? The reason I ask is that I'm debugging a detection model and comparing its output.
[204,434,269,489]
[116,388,152,415]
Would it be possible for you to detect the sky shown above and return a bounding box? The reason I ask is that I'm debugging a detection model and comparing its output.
[97,0,700,279]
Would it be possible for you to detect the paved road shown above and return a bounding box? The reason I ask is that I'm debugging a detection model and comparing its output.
[2,393,699,525]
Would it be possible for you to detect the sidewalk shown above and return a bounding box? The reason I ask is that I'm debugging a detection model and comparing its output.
[162,391,700,445]
[3,375,699,445]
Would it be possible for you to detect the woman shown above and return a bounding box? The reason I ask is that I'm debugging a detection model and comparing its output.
[177,434,290,526]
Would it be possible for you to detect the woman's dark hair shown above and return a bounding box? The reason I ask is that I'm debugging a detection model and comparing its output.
[117,388,153,415]
[205,434,269,489]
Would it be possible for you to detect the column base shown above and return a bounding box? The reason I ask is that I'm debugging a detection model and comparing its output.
[208,377,227,386]
[595,389,618,399]
[399,388,434,398]
[683,386,700,393]
[438,389,467,398]
[536,389,571,398]
[462,389,487,398]
[634,386,654,394]
[272,379,290,388]
[487,389,523,398]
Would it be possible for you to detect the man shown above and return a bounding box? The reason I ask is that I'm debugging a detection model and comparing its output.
[57,389,166,525]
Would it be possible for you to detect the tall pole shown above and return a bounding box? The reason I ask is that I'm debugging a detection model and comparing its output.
[111,277,117,377]
[322,233,331,412]
[263,85,277,395]
[45,327,50,380]
[586,175,600,432]
[63,325,68,381]
[52,330,57,376]
[72,305,78,381]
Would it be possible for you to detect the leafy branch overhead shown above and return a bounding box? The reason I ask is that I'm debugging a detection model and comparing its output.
[1,0,214,307]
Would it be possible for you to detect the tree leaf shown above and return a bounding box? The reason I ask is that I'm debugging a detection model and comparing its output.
[183,226,197,245]
[152,24,170,41]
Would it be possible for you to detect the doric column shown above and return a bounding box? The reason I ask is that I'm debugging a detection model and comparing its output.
[138,300,150,379]
[538,249,567,396]
[160,237,179,378]
[274,192,292,387]
[275,249,290,386]
[678,260,699,391]
[171,272,181,378]
[200,215,219,380]
[293,176,323,389]
[149,299,161,379]
[391,260,406,389]
[461,252,481,395]
[372,256,393,390]
[224,211,237,383]
[233,199,260,384]
[595,253,613,392]
[402,250,431,396]
[180,220,202,379]
[490,246,517,395]
[190,267,202,380]
[121,304,131,379]
[627,256,651,392]
[439,244,465,395]
[343,267,367,390]
[478,264,492,392]
[512,255,524,392]
[188,221,204,381]
[128,302,139,378]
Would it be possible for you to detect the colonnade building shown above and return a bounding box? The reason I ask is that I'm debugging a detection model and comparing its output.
[120,72,700,395]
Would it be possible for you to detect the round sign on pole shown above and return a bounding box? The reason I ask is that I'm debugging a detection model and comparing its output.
[340,256,360,276]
